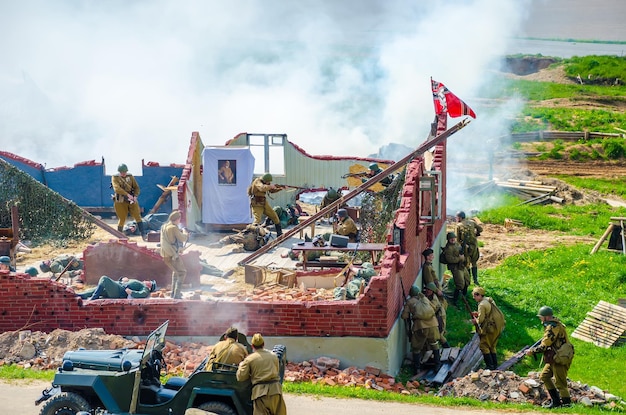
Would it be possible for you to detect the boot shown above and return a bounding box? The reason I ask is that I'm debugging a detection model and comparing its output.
[472,267,479,285]
[452,289,461,307]
[441,341,450,348]
[433,349,442,372]
[483,353,493,370]
[546,388,562,409]
[137,221,147,240]
[117,226,124,233]
[490,353,498,370]
[170,279,179,299]
[275,223,283,237]
[561,396,571,407]
[412,353,422,375]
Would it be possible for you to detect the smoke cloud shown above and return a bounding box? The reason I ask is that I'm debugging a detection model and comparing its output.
[0,0,530,174]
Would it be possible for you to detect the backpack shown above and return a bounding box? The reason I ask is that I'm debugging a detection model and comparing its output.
[486,297,506,334]
[439,246,449,265]
[554,341,575,365]
[412,294,436,320]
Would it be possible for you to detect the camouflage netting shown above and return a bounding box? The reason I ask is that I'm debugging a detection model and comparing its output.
[0,158,95,245]
[360,168,406,244]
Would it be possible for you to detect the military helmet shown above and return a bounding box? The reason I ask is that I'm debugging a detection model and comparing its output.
[537,306,553,317]
[456,210,466,219]
[0,255,10,264]
[39,260,51,273]
[327,188,338,199]
[424,282,438,292]
[25,266,39,277]
[337,208,348,218]
[368,162,379,171]
[409,285,420,297]
[446,232,456,240]
[261,173,273,183]
[117,163,128,173]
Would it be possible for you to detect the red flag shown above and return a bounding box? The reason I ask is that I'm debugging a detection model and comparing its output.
[431,79,476,119]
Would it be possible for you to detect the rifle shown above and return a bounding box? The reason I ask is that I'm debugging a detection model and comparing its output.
[341,171,368,179]
[497,338,542,371]
[461,295,481,333]
[398,275,412,341]
[54,259,77,282]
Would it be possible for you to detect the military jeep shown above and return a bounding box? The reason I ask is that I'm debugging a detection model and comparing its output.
[35,321,286,415]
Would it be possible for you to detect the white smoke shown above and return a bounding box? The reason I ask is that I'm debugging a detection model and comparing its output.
[0,0,531,174]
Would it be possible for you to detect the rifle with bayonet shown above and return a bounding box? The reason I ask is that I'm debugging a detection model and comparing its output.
[461,294,481,333]
[398,275,412,341]
[497,338,542,371]
[274,184,307,191]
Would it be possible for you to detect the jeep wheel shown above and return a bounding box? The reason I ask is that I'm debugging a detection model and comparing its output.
[198,401,237,415]
[38,392,90,415]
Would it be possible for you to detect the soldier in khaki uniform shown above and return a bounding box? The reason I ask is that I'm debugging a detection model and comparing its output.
[333,209,358,242]
[471,286,503,370]
[456,211,483,285]
[206,327,248,371]
[249,174,283,237]
[111,163,146,238]
[401,286,441,374]
[160,210,188,299]
[423,282,449,348]
[236,333,287,415]
[526,306,573,408]
[443,232,470,306]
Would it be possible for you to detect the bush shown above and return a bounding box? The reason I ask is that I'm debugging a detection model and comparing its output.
[602,138,626,159]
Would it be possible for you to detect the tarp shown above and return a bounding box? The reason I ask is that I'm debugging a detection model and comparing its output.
[202,147,254,224]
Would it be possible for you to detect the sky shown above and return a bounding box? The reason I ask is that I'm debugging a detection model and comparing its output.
[0,0,534,175]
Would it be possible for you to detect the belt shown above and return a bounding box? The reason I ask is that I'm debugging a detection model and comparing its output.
[253,379,279,387]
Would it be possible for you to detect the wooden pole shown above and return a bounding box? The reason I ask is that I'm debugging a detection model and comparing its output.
[591,223,614,254]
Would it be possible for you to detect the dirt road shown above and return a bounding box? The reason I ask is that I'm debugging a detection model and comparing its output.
[3,380,538,415]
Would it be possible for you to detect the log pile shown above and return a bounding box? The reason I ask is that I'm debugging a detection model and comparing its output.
[494,179,561,205]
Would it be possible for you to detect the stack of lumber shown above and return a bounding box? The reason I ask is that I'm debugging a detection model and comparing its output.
[494,179,561,205]
[572,300,626,348]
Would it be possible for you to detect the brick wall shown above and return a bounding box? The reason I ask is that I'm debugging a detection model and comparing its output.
[1,145,447,339]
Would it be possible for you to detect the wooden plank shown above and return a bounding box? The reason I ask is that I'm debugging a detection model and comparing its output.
[571,332,614,348]
[591,224,614,254]
[440,348,451,362]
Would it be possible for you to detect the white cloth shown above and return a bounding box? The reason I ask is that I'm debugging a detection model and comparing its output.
[202,147,255,224]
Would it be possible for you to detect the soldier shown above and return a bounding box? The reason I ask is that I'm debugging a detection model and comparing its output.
[401,286,440,374]
[206,327,248,371]
[443,232,470,306]
[248,173,283,237]
[421,248,443,297]
[111,163,147,239]
[160,210,189,299]
[77,276,157,300]
[526,306,573,408]
[333,209,358,242]
[210,224,269,252]
[423,282,449,348]
[40,254,83,278]
[236,333,287,415]
[471,286,504,370]
[456,210,483,285]
[320,187,344,219]
[361,162,392,187]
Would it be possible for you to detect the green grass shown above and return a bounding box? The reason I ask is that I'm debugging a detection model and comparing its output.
[553,175,626,198]
[0,364,54,381]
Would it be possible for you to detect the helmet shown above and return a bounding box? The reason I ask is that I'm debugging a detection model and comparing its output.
[117,163,128,173]
[456,211,466,219]
[40,260,51,273]
[261,173,273,183]
[337,209,348,218]
[327,188,338,199]
[446,232,456,240]
[537,306,553,317]
[25,267,39,277]
[0,255,10,264]
[368,162,379,171]
[409,286,420,297]
[424,282,438,292]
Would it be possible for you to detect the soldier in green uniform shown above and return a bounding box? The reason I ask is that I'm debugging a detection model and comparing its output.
[248,173,283,237]
[236,333,287,415]
[40,254,83,278]
[401,286,440,374]
[526,306,573,408]
[361,162,393,187]
[77,276,157,300]
[160,210,189,299]
[456,211,483,285]
[111,163,147,238]
[424,282,449,348]
[471,286,504,370]
[443,232,470,306]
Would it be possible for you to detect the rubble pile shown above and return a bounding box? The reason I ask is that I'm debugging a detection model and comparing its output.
[438,368,624,410]
[1,328,624,410]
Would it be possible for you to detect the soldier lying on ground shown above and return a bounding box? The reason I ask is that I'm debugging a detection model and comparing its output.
[209,224,270,252]
[76,276,157,300]
[40,254,84,279]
